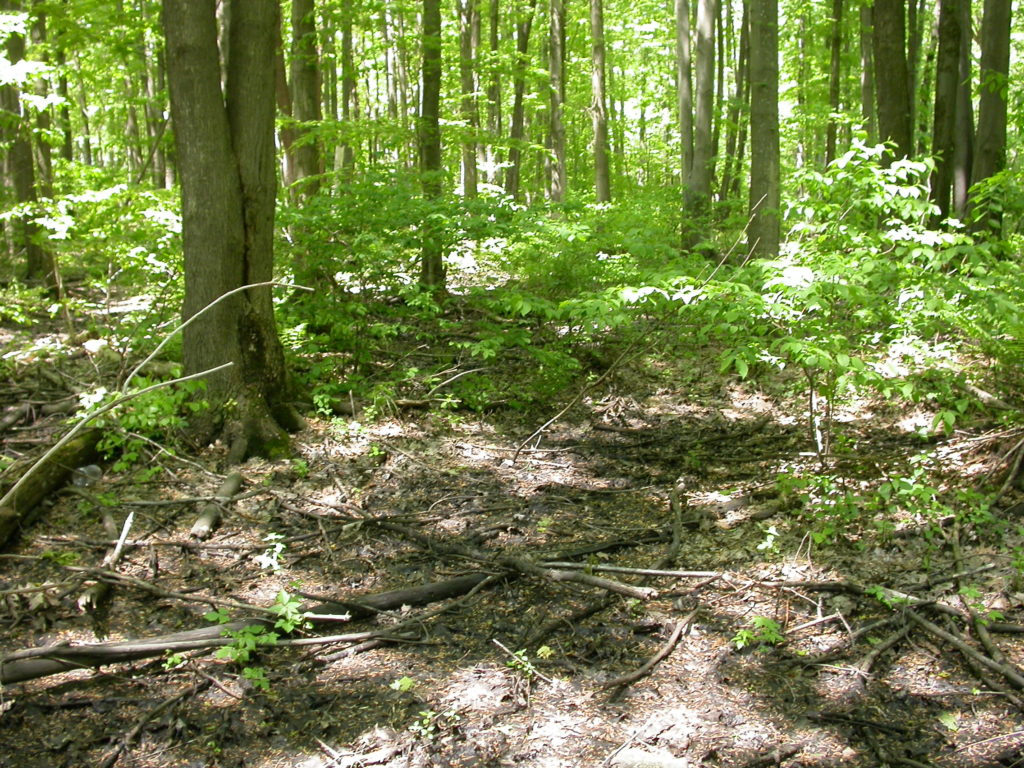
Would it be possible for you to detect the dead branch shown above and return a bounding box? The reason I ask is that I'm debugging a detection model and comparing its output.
[905,610,1024,690]
[190,471,244,539]
[0,572,494,685]
[600,612,694,689]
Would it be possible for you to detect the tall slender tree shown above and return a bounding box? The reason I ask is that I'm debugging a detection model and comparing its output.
[590,0,611,201]
[418,0,445,288]
[547,0,567,201]
[930,0,962,219]
[688,0,717,211]
[747,0,779,258]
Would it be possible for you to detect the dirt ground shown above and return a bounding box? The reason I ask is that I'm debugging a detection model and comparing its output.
[3,344,1024,768]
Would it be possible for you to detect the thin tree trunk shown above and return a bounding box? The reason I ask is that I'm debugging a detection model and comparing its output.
[720,0,748,200]
[547,0,567,201]
[859,1,876,143]
[418,0,445,289]
[590,0,610,202]
[825,0,844,165]
[676,0,693,184]
[340,1,357,174]
[458,0,480,197]
[505,0,537,200]
[951,0,973,218]
[747,0,779,258]
[930,0,961,218]
[485,0,502,183]
[688,0,717,211]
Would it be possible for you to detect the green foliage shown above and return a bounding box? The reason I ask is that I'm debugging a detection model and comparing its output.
[732,616,785,650]
[91,378,207,473]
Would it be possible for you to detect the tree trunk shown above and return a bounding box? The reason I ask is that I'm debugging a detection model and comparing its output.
[969,0,1010,234]
[505,0,537,200]
[547,0,567,201]
[290,0,322,199]
[825,0,844,165]
[688,0,717,212]
[0,0,55,289]
[951,0,973,218]
[675,0,693,186]
[859,2,876,143]
[930,0,961,219]
[747,0,779,258]
[872,0,912,158]
[485,0,502,184]
[590,0,611,202]
[340,1,357,174]
[418,0,445,289]
[458,0,480,197]
[163,0,297,457]
[720,0,748,200]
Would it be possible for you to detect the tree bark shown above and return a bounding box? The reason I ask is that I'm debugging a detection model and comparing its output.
[290,0,322,199]
[163,0,296,456]
[547,0,567,201]
[0,0,55,289]
[872,0,912,158]
[930,0,961,219]
[505,0,537,200]
[676,0,693,185]
[458,0,480,197]
[969,0,1010,234]
[485,0,502,183]
[859,1,876,143]
[825,0,844,165]
[590,0,611,202]
[951,0,973,218]
[418,0,445,289]
[747,0,779,258]
[688,0,717,212]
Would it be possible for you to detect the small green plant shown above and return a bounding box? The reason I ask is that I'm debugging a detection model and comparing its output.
[291,458,310,478]
[732,616,785,650]
[390,676,418,692]
[203,590,309,690]
[409,709,461,742]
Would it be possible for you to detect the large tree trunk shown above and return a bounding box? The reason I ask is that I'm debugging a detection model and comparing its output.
[969,0,1010,235]
[747,0,779,258]
[590,0,611,202]
[163,0,297,458]
[418,0,445,289]
[872,0,912,158]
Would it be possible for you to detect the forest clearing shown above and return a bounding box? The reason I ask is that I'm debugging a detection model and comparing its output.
[2,0,1023,765]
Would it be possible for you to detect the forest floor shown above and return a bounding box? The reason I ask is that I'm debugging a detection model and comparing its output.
[3,302,1024,768]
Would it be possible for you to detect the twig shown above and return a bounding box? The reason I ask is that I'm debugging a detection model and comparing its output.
[600,612,694,689]
[492,638,556,683]
[905,610,1024,689]
[539,562,720,579]
[98,679,211,768]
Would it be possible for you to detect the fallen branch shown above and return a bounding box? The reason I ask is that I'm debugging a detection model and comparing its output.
[0,572,493,685]
[905,610,1024,690]
[190,471,244,539]
[600,612,693,689]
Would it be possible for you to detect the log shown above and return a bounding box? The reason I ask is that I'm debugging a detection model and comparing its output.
[0,572,492,685]
[0,428,101,549]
